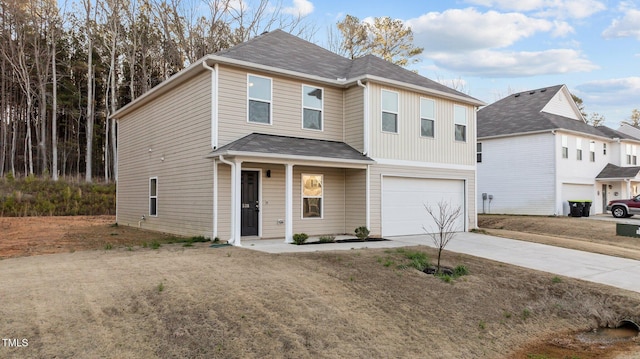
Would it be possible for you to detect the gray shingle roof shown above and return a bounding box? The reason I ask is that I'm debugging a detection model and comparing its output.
[215,30,478,102]
[595,126,639,140]
[209,133,374,163]
[596,163,640,179]
[477,85,607,139]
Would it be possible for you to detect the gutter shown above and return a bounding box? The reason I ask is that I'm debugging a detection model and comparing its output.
[357,80,369,155]
[202,61,219,149]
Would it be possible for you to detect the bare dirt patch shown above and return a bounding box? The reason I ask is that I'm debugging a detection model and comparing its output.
[1,215,640,358]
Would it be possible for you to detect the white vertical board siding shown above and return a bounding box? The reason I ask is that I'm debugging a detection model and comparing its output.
[117,73,214,237]
[217,66,345,146]
[344,86,364,152]
[367,83,476,165]
[555,131,609,215]
[369,164,475,237]
[541,90,581,120]
[477,133,556,215]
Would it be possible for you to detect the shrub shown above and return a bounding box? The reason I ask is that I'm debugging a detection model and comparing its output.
[292,233,308,245]
[354,226,370,240]
[453,265,469,277]
[319,235,336,243]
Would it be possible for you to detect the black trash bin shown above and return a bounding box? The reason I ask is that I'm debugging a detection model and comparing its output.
[582,201,592,217]
[568,201,584,217]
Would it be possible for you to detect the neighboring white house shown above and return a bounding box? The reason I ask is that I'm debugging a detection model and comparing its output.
[477,84,640,216]
[111,30,485,245]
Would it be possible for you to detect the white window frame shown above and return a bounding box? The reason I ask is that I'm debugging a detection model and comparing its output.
[454,105,467,142]
[381,89,399,134]
[590,141,595,162]
[301,84,323,131]
[634,145,637,165]
[561,135,568,159]
[627,144,632,165]
[477,142,482,163]
[420,97,435,138]
[247,74,272,125]
[576,138,582,161]
[149,177,158,217]
[603,143,607,155]
[301,174,323,219]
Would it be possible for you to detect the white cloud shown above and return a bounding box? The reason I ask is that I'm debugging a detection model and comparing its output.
[465,0,606,19]
[428,49,599,77]
[406,8,554,52]
[575,77,640,105]
[552,20,575,37]
[602,9,640,40]
[282,0,314,17]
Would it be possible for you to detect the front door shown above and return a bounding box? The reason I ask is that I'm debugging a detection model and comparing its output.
[602,184,608,213]
[241,171,259,236]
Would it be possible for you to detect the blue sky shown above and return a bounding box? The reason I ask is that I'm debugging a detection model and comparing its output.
[285,0,640,127]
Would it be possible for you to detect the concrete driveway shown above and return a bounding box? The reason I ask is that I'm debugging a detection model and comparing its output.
[243,232,640,293]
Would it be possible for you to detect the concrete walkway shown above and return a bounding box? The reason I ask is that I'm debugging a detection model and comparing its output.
[242,232,640,293]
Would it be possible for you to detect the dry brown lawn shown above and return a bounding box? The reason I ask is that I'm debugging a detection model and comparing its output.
[0,215,639,358]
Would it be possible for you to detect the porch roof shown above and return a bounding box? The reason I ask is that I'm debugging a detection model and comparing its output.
[596,163,640,180]
[208,133,375,165]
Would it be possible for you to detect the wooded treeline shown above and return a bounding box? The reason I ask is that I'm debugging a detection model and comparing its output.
[0,0,314,182]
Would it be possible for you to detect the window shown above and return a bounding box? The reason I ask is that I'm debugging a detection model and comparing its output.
[477,142,482,163]
[302,85,323,130]
[420,98,435,137]
[381,90,398,133]
[248,74,271,124]
[576,138,582,160]
[561,135,568,159]
[603,143,607,155]
[302,174,323,218]
[149,177,158,216]
[454,105,467,141]
[627,144,632,164]
[634,146,637,165]
[590,141,595,162]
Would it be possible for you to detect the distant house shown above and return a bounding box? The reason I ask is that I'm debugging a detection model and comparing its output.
[477,84,640,216]
[112,30,485,245]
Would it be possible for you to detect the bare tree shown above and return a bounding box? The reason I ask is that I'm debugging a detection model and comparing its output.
[423,201,463,274]
[586,112,605,127]
[83,0,96,182]
[335,14,368,59]
[622,109,640,128]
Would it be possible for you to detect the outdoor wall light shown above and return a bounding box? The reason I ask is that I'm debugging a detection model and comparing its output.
[266,170,271,178]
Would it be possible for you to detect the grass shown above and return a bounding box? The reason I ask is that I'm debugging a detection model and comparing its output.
[103,243,113,250]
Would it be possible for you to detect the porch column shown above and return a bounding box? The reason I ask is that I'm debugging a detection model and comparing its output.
[626,179,632,198]
[365,165,371,229]
[284,163,293,243]
[233,160,243,246]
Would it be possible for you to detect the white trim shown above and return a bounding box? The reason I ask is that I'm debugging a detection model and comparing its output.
[301,173,324,219]
[149,176,158,217]
[285,164,293,243]
[381,89,399,134]
[208,150,374,167]
[373,158,476,171]
[202,61,219,149]
[218,155,238,245]
[241,168,263,238]
[301,84,324,131]
[366,165,371,229]
[454,104,467,142]
[213,160,218,240]
[357,80,370,155]
[247,73,273,125]
[233,160,243,245]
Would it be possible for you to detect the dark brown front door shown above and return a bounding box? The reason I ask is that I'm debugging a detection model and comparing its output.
[241,171,259,236]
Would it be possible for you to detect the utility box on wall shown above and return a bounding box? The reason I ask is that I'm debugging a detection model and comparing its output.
[616,223,640,238]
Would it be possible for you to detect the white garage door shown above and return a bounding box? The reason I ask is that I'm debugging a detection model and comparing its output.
[561,183,594,215]
[382,177,465,237]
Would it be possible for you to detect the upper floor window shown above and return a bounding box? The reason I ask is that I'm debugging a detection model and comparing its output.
[634,146,637,165]
[477,142,482,163]
[603,143,607,155]
[381,90,398,133]
[561,135,568,158]
[149,177,158,217]
[248,74,271,124]
[576,138,582,161]
[302,174,323,219]
[302,85,323,130]
[627,144,632,164]
[454,105,467,142]
[590,141,595,162]
[420,98,435,138]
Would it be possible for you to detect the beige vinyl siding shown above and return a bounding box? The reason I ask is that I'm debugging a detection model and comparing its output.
[217,66,345,146]
[293,166,346,235]
[345,168,366,234]
[344,86,364,152]
[116,73,213,237]
[215,164,232,240]
[368,164,476,237]
[367,83,476,165]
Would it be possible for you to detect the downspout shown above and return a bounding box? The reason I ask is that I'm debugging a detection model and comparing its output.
[218,155,237,245]
[213,159,218,240]
[357,80,369,155]
[202,60,218,149]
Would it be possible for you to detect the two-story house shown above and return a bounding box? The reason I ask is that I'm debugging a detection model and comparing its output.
[477,84,640,216]
[112,30,485,245]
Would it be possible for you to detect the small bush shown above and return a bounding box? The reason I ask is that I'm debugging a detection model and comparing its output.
[354,226,370,240]
[552,276,562,284]
[453,265,469,276]
[319,235,336,243]
[150,241,161,250]
[157,282,165,292]
[292,233,309,245]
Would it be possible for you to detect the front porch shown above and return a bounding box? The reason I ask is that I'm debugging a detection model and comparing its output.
[596,163,640,213]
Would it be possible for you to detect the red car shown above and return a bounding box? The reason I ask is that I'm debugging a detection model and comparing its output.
[607,195,640,218]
